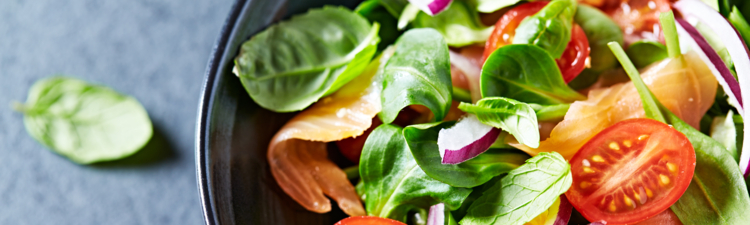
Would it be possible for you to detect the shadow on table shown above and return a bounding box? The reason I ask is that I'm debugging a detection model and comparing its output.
[91,125,177,167]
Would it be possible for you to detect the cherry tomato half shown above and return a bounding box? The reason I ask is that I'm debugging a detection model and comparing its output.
[334,216,406,225]
[483,1,549,60]
[566,118,695,224]
[557,24,590,83]
[607,0,671,44]
[483,1,590,82]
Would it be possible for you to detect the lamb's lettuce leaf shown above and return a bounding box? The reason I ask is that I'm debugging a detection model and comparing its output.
[480,44,585,104]
[458,97,540,148]
[403,122,529,187]
[356,0,401,51]
[460,152,573,225]
[409,0,493,47]
[626,40,669,69]
[574,4,623,72]
[234,6,379,112]
[358,124,472,221]
[380,28,452,124]
[512,0,577,59]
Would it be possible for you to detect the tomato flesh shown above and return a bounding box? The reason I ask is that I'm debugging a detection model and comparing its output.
[334,216,406,225]
[483,1,590,83]
[566,119,695,224]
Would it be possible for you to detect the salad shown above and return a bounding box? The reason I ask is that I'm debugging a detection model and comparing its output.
[232,0,750,224]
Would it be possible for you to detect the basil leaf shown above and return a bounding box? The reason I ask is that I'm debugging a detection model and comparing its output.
[512,0,577,58]
[359,124,472,221]
[476,0,521,13]
[609,41,750,225]
[460,152,573,225]
[380,28,453,124]
[480,44,585,104]
[403,122,530,187]
[458,97,540,148]
[356,0,401,51]
[233,6,380,112]
[410,0,493,47]
[574,4,623,72]
[711,111,740,162]
[626,40,669,68]
[14,77,152,164]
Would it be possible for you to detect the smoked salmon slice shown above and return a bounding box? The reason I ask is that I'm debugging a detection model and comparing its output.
[512,51,717,159]
[267,54,386,216]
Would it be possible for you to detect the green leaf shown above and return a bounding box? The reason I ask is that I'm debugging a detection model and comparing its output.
[711,111,740,162]
[410,1,494,47]
[574,4,624,72]
[233,6,380,112]
[15,77,152,164]
[476,0,522,13]
[529,103,570,122]
[512,0,577,58]
[660,11,681,59]
[460,152,573,225]
[380,28,453,124]
[403,122,530,187]
[381,0,410,17]
[359,124,472,221]
[480,44,585,104]
[356,0,402,51]
[625,40,669,68]
[609,41,750,225]
[458,97,540,148]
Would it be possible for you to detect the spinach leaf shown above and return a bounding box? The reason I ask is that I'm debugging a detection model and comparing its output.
[380,28,453,124]
[458,97,540,148]
[403,122,530,187]
[609,41,750,225]
[14,77,152,164]
[711,111,740,162]
[512,0,577,59]
[359,124,472,221]
[234,6,380,112]
[460,152,573,225]
[356,0,401,51]
[626,40,669,68]
[410,0,493,47]
[480,44,585,104]
[574,4,623,72]
[476,0,521,13]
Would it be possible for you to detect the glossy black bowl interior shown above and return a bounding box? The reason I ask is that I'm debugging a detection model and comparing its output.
[196,0,363,224]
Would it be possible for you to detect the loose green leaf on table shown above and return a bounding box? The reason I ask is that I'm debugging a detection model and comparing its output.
[379,28,452,124]
[458,97,540,148]
[460,152,573,225]
[14,77,153,164]
[625,40,669,69]
[403,122,530,187]
[409,0,493,47]
[512,0,577,58]
[358,124,472,221]
[480,44,585,104]
[234,6,380,112]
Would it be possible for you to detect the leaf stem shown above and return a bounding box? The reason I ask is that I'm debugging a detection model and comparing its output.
[607,42,667,123]
[660,11,681,59]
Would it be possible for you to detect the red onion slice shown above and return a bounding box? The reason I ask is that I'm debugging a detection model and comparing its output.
[427,203,447,225]
[409,0,453,16]
[437,114,501,164]
[674,0,750,177]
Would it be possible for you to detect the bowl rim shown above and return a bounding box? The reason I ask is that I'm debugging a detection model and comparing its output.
[195,0,247,224]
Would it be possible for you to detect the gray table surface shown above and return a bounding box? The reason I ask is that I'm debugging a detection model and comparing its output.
[0,1,234,224]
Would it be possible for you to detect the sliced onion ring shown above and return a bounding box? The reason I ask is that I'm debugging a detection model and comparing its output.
[437,114,500,164]
[409,0,453,16]
[674,0,750,177]
[427,203,447,225]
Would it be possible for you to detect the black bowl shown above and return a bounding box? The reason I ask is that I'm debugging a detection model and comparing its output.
[196,0,363,224]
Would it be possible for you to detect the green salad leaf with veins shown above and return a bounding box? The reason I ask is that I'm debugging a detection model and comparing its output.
[233,6,380,112]
[14,77,152,164]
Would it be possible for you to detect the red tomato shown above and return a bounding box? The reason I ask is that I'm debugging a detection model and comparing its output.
[483,1,590,82]
[634,209,683,225]
[565,118,695,224]
[606,0,672,44]
[336,118,382,163]
[334,216,406,225]
[556,24,590,83]
[483,1,549,60]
